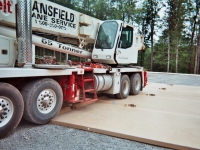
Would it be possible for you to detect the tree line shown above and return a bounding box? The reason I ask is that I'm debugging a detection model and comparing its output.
[49,0,200,74]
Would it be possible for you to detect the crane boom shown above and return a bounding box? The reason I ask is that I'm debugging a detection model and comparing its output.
[0,0,101,44]
[0,26,92,58]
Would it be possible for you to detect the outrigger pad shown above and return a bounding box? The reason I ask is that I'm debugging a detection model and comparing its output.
[52,83,200,150]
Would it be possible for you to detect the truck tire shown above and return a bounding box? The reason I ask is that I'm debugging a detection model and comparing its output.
[0,83,24,139]
[116,75,130,99]
[21,78,63,124]
[129,73,141,95]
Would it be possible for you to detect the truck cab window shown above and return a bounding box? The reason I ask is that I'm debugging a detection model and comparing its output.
[119,26,133,49]
[95,21,118,49]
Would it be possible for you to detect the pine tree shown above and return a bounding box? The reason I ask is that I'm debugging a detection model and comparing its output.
[141,0,161,71]
[164,0,188,73]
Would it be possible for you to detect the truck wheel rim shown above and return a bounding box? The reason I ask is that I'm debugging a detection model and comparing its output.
[0,96,14,127]
[135,78,140,91]
[37,89,56,114]
[123,80,129,94]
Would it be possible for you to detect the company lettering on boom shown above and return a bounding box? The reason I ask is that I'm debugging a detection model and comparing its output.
[0,0,12,13]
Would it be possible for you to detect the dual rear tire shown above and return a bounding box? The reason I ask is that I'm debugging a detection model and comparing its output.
[0,78,63,139]
[116,73,141,99]
[21,78,63,124]
[130,73,142,95]
[0,83,24,139]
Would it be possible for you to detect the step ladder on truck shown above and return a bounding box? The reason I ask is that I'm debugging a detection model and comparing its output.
[0,0,147,139]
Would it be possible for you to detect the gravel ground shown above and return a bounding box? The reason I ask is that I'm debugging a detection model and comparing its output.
[0,72,200,150]
[148,72,200,86]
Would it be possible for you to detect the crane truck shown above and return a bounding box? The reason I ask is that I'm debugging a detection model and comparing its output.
[0,0,147,139]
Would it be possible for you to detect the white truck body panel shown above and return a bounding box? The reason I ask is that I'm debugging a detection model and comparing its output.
[104,72,121,94]
[93,67,143,74]
[0,0,101,42]
[116,45,139,64]
[0,35,16,67]
[0,67,84,78]
[93,67,144,94]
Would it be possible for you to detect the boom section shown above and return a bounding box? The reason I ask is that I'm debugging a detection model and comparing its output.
[0,0,101,44]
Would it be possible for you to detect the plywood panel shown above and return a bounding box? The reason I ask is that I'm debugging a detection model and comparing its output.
[146,82,200,93]
[52,83,200,150]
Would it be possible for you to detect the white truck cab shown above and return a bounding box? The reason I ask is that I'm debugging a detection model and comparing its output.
[92,20,144,64]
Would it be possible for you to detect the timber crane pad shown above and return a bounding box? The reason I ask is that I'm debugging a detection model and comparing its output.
[51,83,200,150]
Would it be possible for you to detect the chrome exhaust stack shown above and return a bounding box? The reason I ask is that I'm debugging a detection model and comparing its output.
[16,0,32,67]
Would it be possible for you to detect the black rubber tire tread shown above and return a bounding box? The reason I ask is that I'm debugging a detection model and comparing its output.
[0,82,24,139]
[21,78,63,124]
[116,75,130,99]
[129,73,141,95]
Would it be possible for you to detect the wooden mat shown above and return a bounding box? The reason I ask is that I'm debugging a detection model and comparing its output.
[51,83,200,150]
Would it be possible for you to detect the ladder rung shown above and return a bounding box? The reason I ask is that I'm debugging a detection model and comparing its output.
[84,78,94,82]
[85,89,95,92]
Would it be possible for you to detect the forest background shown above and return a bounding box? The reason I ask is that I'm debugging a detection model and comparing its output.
[50,0,200,74]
